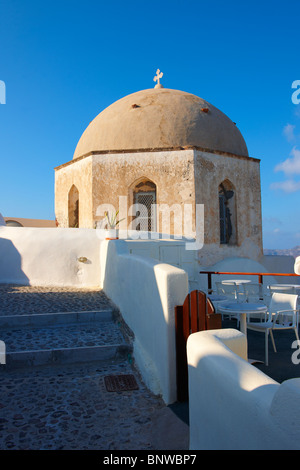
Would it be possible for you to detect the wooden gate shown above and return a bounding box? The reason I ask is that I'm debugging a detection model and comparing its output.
[175,290,222,402]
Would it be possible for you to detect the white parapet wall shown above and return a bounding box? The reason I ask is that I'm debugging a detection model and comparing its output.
[100,239,189,404]
[187,329,300,450]
[0,226,101,287]
[295,256,300,275]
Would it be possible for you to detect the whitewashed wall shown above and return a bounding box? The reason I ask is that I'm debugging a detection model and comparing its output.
[295,256,300,275]
[0,226,101,287]
[126,240,299,292]
[187,329,300,450]
[100,240,188,404]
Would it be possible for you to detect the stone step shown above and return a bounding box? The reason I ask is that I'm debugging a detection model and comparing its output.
[5,343,132,369]
[0,309,114,329]
[0,316,132,369]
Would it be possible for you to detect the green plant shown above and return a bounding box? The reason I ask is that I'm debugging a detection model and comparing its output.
[104,210,125,229]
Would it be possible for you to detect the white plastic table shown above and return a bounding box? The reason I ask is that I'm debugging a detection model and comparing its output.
[217,301,268,336]
[221,279,252,285]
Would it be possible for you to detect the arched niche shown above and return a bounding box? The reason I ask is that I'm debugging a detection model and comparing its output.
[68,185,79,228]
[218,179,237,245]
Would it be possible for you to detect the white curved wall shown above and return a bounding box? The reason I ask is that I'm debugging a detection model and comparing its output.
[100,240,188,404]
[295,256,300,275]
[187,329,300,450]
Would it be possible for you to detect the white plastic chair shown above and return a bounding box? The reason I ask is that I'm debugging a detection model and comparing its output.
[246,292,300,366]
[268,285,295,295]
[215,281,238,300]
[242,283,266,322]
[215,281,240,323]
[243,282,263,300]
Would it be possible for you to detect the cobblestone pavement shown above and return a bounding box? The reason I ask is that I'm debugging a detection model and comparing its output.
[0,362,169,450]
[0,284,113,315]
[0,285,189,451]
[1,321,125,352]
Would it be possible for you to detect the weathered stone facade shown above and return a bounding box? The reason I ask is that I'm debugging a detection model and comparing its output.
[193,149,263,264]
[55,148,263,265]
[55,149,196,231]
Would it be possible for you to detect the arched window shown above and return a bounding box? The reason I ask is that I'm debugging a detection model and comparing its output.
[219,180,237,245]
[129,178,157,232]
[68,185,79,228]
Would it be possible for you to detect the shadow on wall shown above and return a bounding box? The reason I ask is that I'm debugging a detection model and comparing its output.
[0,238,30,285]
[100,240,189,404]
[101,240,166,389]
[187,329,300,450]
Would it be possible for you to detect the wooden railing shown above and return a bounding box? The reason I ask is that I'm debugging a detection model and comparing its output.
[200,271,300,292]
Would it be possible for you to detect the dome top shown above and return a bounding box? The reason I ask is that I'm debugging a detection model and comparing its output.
[73,87,248,159]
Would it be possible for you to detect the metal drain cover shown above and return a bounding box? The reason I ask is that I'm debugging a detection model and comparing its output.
[104,374,139,392]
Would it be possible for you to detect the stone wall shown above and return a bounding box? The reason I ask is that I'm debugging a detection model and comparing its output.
[91,150,196,235]
[55,156,93,228]
[194,150,263,265]
[54,148,263,265]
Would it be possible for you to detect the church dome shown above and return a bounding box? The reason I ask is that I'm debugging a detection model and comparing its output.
[73,87,248,159]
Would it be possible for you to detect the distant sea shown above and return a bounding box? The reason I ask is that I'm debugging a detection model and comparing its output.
[264,246,300,258]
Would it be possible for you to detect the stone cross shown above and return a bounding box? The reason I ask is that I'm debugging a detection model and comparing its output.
[153,69,163,88]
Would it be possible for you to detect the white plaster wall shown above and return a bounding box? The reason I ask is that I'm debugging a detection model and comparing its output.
[126,239,197,289]
[187,329,300,450]
[295,256,300,275]
[0,226,101,287]
[100,240,188,404]
[126,241,299,293]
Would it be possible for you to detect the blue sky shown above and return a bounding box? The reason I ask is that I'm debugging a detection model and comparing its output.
[0,0,300,249]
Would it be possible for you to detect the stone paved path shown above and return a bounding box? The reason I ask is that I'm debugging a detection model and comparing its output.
[0,284,112,315]
[0,362,166,450]
[0,285,189,450]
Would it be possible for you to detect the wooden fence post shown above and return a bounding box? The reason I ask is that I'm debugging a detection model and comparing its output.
[175,290,222,402]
